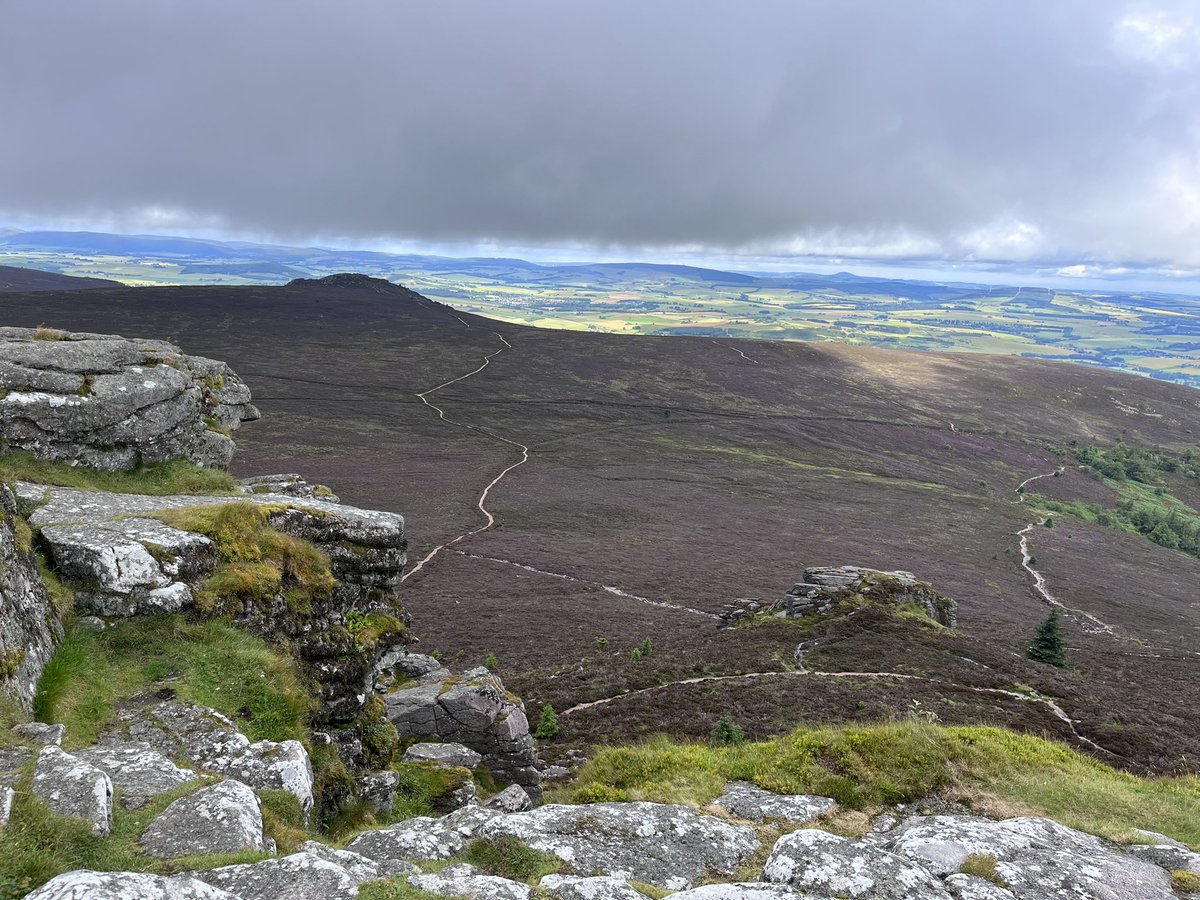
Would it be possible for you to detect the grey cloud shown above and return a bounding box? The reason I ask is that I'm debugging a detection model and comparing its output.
[1,0,1199,266]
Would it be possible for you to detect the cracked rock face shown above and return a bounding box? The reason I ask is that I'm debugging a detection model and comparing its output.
[348,805,503,862]
[141,779,267,859]
[385,666,541,801]
[32,745,114,837]
[0,327,259,470]
[882,815,1177,899]
[481,801,761,890]
[198,847,387,900]
[76,742,196,809]
[0,486,61,709]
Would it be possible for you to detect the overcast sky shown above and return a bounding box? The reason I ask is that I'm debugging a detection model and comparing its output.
[3,1,1200,282]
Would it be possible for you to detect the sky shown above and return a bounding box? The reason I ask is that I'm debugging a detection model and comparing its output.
[3,1,1200,290]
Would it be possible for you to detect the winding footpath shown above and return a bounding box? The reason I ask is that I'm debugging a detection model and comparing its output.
[711,339,760,364]
[401,333,530,582]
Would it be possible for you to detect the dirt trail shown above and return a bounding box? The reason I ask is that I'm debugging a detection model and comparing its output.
[451,549,719,620]
[711,339,760,364]
[402,333,530,582]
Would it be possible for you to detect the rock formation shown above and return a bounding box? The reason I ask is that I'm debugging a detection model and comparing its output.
[0,327,259,470]
[0,485,59,707]
[721,565,958,629]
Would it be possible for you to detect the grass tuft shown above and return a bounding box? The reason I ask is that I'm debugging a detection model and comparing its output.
[462,835,565,882]
[0,452,239,496]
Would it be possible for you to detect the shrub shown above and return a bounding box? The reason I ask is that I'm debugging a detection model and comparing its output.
[1026,608,1068,668]
[710,714,746,747]
[484,652,498,671]
[533,703,559,739]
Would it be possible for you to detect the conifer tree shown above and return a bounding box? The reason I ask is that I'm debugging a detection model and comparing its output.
[533,703,559,739]
[1026,608,1068,668]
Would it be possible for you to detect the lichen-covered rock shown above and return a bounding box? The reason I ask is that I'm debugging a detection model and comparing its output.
[12,722,65,747]
[944,874,1016,899]
[768,565,957,628]
[0,328,259,470]
[409,863,531,900]
[762,827,951,899]
[241,474,339,504]
[712,781,835,824]
[24,870,239,899]
[24,483,408,727]
[0,486,61,708]
[100,701,314,813]
[485,783,534,813]
[883,815,1175,899]
[76,742,196,809]
[141,779,267,858]
[404,741,483,770]
[1126,839,1200,874]
[296,839,418,879]
[32,745,113,836]
[198,848,379,900]
[668,886,804,900]
[385,667,541,801]
[481,801,760,890]
[348,805,502,862]
[0,784,13,828]
[539,874,649,900]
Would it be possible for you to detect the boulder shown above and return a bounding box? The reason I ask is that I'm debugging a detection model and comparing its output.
[883,815,1176,899]
[481,801,760,890]
[539,874,649,900]
[0,328,258,470]
[141,779,267,859]
[198,848,380,900]
[386,667,541,801]
[100,701,314,813]
[1126,840,1200,874]
[669,886,805,900]
[348,804,502,862]
[0,784,13,827]
[296,839,419,879]
[12,722,65,747]
[409,863,531,900]
[485,783,534,813]
[762,828,951,899]
[404,741,483,769]
[0,486,62,708]
[712,781,835,824]
[32,745,113,836]
[76,741,196,808]
[24,871,238,899]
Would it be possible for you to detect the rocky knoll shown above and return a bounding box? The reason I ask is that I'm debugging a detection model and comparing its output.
[721,565,958,629]
[0,327,258,470]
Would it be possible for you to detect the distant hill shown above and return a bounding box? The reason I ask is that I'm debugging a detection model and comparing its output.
[0,264,121,292]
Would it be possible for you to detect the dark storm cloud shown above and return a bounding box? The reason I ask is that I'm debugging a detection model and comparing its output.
[2,0,1199,265]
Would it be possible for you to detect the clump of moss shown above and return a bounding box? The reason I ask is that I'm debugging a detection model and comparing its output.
[152,503,334,615]
[960,853,1007,887]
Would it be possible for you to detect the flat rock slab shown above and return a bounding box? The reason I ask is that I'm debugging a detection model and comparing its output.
[481,801,761,890]
[410,864,531,900]
[24,870,238,899]
[404,741,483,769]
[884,815,1176,899]
[198,849,381,900]
[76,741,196,808]
[944,874,1016,899]
[32,746,113,837]
[669,885,808,900]
[713,781,835,824]
[763,828,951,899]
[348,805,502,862]
[12,722,65,747]
[141,779,266,859]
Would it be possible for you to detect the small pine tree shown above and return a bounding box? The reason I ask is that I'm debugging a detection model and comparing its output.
[533,703,559,739]
[1026,608,1068,668]
[484,652,498,671]
[640,638,653,657]
[710,714,746,746]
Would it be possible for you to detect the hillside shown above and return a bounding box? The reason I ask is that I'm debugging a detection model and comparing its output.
[0,265,120,292]
[2,276,1199,779]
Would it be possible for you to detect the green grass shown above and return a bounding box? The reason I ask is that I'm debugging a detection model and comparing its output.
[562,723,1200,848]
[357,881,445,900]
[0,452,239,496]
[151,503,335,615]
[462,835,564,882]
[0,778,272,900]
[33,615,313,748]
